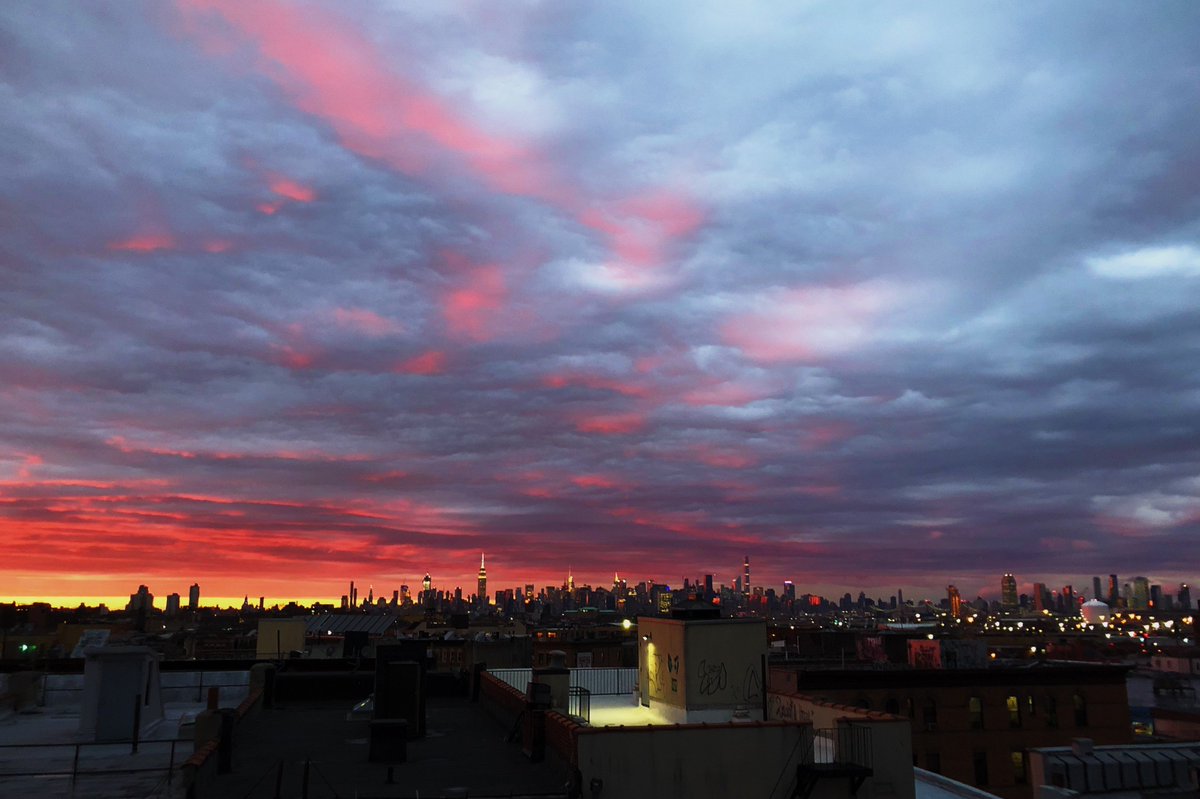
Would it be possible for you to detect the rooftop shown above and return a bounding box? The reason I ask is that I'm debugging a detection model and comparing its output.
[204,695,571,798]
[0,669,249,799]
[913,767,1005,799]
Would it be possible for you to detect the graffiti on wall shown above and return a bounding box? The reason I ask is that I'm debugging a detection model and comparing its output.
[767,693,813,723]
[697,659,728,696]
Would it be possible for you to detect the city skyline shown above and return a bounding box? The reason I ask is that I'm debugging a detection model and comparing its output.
[3,3,1200,601]
[4,561,1195,612]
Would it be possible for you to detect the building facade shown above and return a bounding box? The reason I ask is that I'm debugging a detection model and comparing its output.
[769,664,1132,799]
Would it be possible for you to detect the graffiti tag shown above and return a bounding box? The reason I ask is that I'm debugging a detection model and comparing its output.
[696,659,728,695]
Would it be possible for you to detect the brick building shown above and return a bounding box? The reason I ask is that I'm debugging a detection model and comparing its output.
[769,663,1132,799]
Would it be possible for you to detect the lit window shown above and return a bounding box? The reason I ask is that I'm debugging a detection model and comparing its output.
[1012,751,1026,784]
[1007,695,1021,728]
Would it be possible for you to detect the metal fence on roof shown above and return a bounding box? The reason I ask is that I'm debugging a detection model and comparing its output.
[488,667,638,696]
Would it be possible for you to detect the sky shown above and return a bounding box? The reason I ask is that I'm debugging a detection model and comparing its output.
[2,1,1200,607]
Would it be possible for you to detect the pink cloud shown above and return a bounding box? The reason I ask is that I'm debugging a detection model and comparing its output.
[570,474,626,490]
[330,307,402,337]
[270,343,318,370]
[108,233,176,252]
[360,470,409,484]
[680,380,774,407]
[269,176,315,202]
[723,282,898,364]
[541,372,646,398]
[14,453,43,480]
[581,190,705,268]
[177,1,706,291]
[394,350,447,376]
[443,264,508,342]
[800,422,857,452]
[574,413,647,435]
[685,446,758,470]
[178,0,560,198]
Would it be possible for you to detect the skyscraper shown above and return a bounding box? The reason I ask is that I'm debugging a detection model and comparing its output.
[1001,573,1018,608]
[947,585,962,617]
[1092,576,1102,601]
[1107,574,1118,605]
[1132,577,1150,610]
[127,584,153,613]
[477,553,487,608]
[188,583,200,610]
[1179,583,1191,610]
[743,555,751,598]
[1033,583,1047,612]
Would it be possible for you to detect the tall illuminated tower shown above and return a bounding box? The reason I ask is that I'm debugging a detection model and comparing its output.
[947,585,962,617]
[1001,573,1018,608]
[743,555,751,599]
[477,553,487,607]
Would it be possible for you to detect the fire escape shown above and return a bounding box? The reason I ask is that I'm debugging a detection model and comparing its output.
[793,725,874,799]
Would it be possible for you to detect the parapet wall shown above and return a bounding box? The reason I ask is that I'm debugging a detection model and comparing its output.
[479,671,527,725]
[574,720,808,799]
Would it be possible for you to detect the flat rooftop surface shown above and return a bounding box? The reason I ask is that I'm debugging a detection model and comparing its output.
[0,701,229,799]
[209,696,571,798]
[587,693,676,727]
[914,768,1004,799]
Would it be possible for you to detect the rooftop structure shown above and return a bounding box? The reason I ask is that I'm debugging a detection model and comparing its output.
[637,615,766,724]
[0,650,252,798]
[1029,738,1200,798]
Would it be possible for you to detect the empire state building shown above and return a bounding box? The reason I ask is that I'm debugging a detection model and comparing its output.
[477,553,487,608]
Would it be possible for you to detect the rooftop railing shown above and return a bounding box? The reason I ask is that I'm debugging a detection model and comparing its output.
[487,667,637,697]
